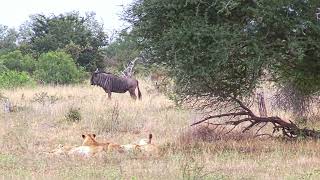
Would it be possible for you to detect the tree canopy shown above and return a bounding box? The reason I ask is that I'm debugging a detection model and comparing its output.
[103,31,141,73]
[0,25,18,54]
[34,51,85,84]
[19,12,108,70]
[124,0,320,103]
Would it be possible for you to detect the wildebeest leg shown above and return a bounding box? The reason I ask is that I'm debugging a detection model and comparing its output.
[105,89,112,99]
[128,88,137,100]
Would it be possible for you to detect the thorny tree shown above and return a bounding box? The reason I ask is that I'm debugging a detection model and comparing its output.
[124,0,320,138]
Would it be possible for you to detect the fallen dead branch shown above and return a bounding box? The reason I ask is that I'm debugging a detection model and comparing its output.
[191,98,320,139]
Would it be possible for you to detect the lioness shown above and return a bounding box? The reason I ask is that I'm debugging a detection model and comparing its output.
[110,134,159,155]
[68,133,110,157]
[138,134,159,156]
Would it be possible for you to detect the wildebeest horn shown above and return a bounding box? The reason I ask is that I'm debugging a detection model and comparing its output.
[95,68,99,73]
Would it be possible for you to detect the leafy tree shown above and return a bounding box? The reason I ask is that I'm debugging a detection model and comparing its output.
[0,70,35,89]
[0,50,36,73]
[103,31,141,73]
[19,12,108,71]
[124,0,320,104]
[0,62,8,72]
[0,25,18,53]
[34,51,85,84]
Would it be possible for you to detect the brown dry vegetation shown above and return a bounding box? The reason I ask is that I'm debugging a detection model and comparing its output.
[1,79,320,179]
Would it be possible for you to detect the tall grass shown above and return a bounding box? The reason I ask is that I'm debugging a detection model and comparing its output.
[0,79,320,179]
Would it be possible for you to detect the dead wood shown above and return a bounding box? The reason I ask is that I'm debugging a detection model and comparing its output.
[191,98,320,139]
[122,58,138,78]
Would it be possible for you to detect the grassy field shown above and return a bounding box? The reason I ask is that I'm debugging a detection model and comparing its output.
[1,79,320,179]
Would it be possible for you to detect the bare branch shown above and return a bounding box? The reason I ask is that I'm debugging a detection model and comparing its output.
[191,111,248,126]
[242,121,258,133]
[191,98,320,139]
[224,125,237,135]
[122,57,139,78]
[232,98,256,117]
[255,122,268,135]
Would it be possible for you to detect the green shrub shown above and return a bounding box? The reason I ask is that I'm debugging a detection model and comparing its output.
[0,70,35,89]
[65,107,81,122]
[0,50,36,73]
[34,51,85,84]
[0,62,8,72]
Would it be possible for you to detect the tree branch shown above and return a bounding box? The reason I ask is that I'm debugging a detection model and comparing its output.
[191,99,320,139]
[191,111,248,126]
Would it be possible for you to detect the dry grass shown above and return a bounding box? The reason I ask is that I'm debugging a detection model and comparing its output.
[1,79,320,179]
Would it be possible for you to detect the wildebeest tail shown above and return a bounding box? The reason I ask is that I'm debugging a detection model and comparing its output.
[137,80,142,100]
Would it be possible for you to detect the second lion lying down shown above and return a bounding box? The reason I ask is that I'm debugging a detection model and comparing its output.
[49,133,159,158]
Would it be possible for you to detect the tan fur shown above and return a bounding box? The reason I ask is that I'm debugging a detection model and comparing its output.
[136,134,153,146]
[138,134,159,156]
[137,139,148,146]
[107,143,124,153]
[107,142,143,154]
[140,144,159,155]
[120,143,141,153]
[48,144,74,156]
[68,145,106,157]
[49,133,159,158]
[115,134,158,155]
[48,144,66,155]
[68,134,110,157]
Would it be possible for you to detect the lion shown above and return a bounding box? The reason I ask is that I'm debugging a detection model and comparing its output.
[106,138,142,154]
[47,144,67,155]
[138,134,159,156]
[110,134,159,156]
[107,143,124,153]
[48,133,159,158]
[120,143,141,154]
[106,142,141,154]
[67,133,111,157]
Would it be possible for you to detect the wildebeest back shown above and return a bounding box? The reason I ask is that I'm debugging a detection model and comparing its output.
[110,76,129,93]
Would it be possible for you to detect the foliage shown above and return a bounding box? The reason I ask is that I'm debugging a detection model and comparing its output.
[258,0,320,94]
[0,50,36,73]
[63,41,82,62]
[103,31,141,73]
[272,83,315,118]
[0,25,18,53]
[0,62,8,72]
[0,70,35,89]
[19,12,108,71]
[124,0,320,103]
[34,51,85,84]
[65,107,81,122]
[32,92,61,105]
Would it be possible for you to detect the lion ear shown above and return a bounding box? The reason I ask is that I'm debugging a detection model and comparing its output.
[92,134,96,138]
[82,134,86,139]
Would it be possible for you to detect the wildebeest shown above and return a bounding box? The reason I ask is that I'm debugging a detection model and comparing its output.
[91,69,142,100]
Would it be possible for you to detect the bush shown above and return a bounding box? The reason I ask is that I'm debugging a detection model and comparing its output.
[0,50,36,73]
[65,107,81,122]
[0,62,8,72]
[34,51,85,84]
[0,70,35,89]
[32,92,61,105]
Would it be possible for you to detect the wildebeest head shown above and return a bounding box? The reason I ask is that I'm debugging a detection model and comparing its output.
[91,68,100,85]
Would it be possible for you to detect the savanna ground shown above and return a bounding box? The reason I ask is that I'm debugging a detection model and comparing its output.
[1,79,320,180]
